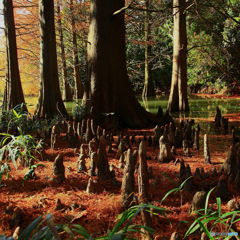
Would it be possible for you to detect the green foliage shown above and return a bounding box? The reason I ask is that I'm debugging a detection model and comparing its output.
[125,1,172,94]
[72,100,89,122]
[161,171,192,208]
[0,163,10,186]
[185,188,240,239]
[0,130,43,170]
[1,203,170,240]
[22,164,46,186]
[0,106,45,186]
[0,103,28,133]
[186,0,240,94]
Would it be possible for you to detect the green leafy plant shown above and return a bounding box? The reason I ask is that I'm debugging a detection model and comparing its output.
[8,105,28,130]
[22,164,46,186]
[18,213,61,240]
[0,103,63,137]
[0,130,43,170]
[161,171,192,207]
[1,202,170,240]
[0,163,10,186]
[0,103,29,134]
[185,188,240,239]
[72,100,89,122]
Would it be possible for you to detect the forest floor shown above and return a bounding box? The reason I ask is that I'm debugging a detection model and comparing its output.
[1,95,240,239]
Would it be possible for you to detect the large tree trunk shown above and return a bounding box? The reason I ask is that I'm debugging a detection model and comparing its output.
[57,0,73,102]
[3,0,26,111]
[167,0,189,112]
[35,0,68,118]
[70,0,84,100]
[83,0,157,128]
[142,0,155,98]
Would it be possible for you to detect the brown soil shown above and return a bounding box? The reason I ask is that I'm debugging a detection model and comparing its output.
[1,114,240,239]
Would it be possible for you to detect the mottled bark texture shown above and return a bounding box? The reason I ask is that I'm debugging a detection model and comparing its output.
[189,191,207,214]
[158,135,172,163]
[97,136,112,181]
[121,149,136,209]
[204,134,211,164]
[214,175,232,201]
[219,146,237,177]
[53,154,65,183]
[82,0,158,128]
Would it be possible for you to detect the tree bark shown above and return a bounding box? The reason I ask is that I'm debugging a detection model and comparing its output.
[57,0,72,102]
[35,0,68,118]
[142,0,155,98]
[167,0,189,112]
[70,0,84,100]
[83,0,157,128]
[3,0,26,111]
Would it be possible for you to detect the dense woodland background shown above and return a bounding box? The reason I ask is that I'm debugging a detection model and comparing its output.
[0,0,240,98]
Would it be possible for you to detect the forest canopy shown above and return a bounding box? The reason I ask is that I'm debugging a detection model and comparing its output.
[0,0,239,97]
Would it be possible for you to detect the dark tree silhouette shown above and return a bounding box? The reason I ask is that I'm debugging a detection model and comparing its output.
[3,0,26,111]
[82,0,158,128]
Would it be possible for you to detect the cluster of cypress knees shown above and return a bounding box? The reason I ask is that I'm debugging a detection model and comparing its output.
[21,106,240,239]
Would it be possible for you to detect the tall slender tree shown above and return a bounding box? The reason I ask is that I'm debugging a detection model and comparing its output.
[57,0,73,102]
[167,0,189,112]
[142,0,155,98]
[82,0,158,128]
[70,0,84,100]
[35,0,68,118]
[3,0,26,111]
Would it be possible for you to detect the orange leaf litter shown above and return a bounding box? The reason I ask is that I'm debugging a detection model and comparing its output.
[0,119,240,239]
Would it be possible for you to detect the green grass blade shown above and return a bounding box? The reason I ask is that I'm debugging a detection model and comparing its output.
[46,214,60,240]
[127,224,155,234]
[146,204,171,225]
[161,188,178,203]
[32,226,50,240]
[179,175,192,189]
[0,171,4,185]
[1,136,11,146]
[61,225,76,238]
[34,164,46,169]
[162,171,179,187]
[205,187,215,215]
[202,216,219,223]
[184,215,208,238]
[195,218,214,240]
[184,220,200,238]
[18,215,44,240]
[12,109,19,118]
[71,224,91,238]
[216,198,221,217]
[22,170,32,187]
[232,216,240,224]
[7,145,17,169]
[109,210,129,238]
[222,211,240,219]
[123,203,151,236]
